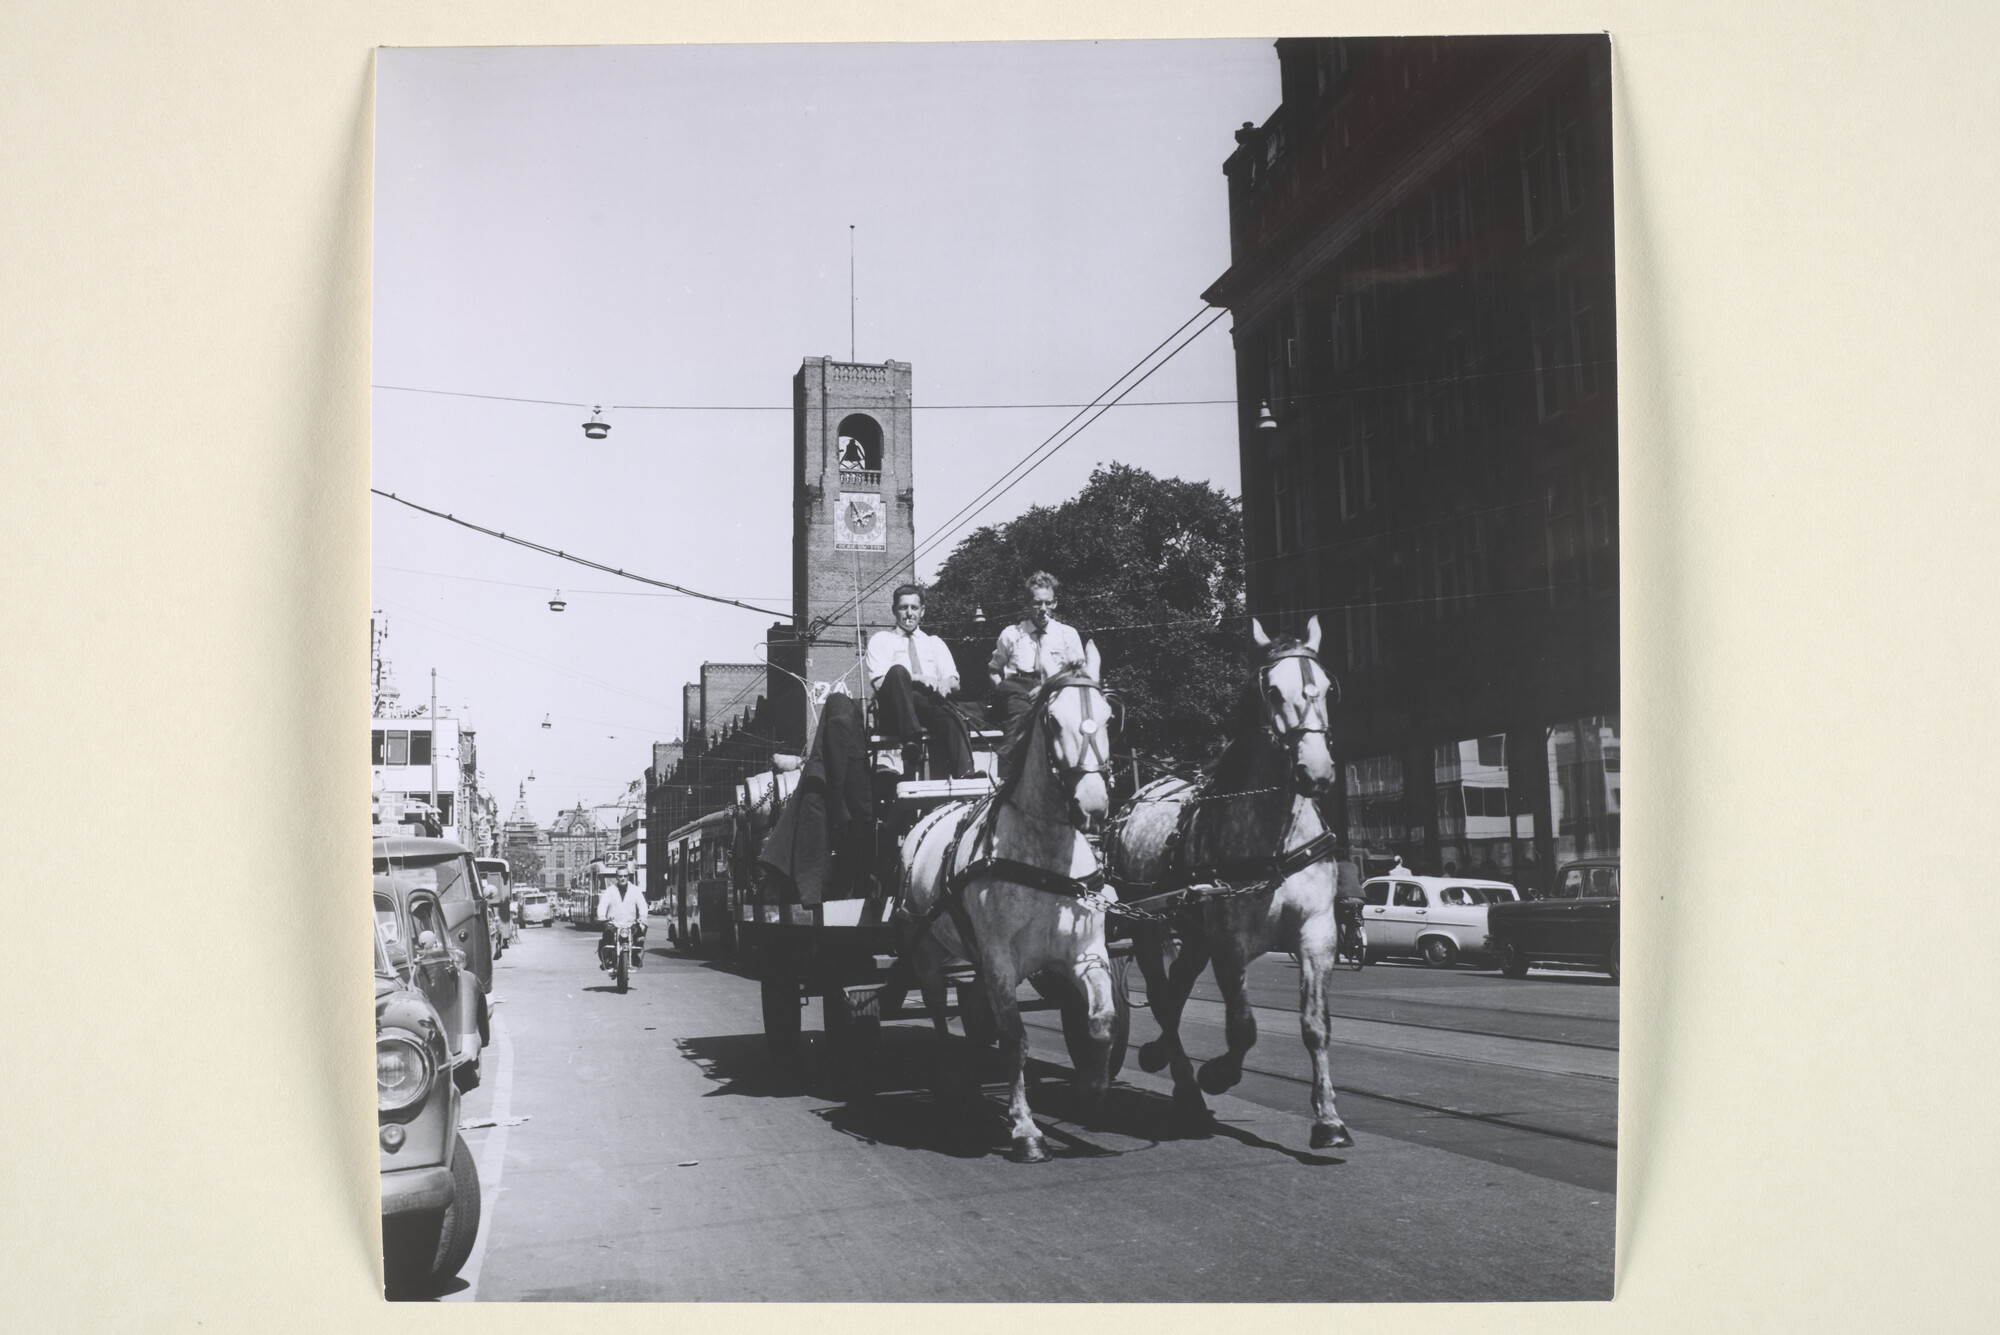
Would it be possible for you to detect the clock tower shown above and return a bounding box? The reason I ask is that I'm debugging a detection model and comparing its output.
[766,357,916,747]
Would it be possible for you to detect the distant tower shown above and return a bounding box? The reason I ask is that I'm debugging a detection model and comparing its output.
[782,357,916,724]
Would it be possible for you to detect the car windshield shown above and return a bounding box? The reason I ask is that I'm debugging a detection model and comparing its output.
[381,853,475,903]
[373,919,397,976]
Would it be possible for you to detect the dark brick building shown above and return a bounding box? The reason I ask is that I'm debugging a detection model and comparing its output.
[1206,36,1619,887]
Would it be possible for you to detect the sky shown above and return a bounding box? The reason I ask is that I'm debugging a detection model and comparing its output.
[372,40,1278,825]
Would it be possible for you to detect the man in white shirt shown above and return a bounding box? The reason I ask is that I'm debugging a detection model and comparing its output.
[866,584,974,778]
[987,570,1087,730]
[596,866,648,970]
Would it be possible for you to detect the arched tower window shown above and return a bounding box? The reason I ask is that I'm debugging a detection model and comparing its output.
[836,413,883,482]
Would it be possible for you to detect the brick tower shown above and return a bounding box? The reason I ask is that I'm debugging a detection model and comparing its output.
[765,357,916,748]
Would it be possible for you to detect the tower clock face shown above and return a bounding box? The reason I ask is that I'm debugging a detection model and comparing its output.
[835,491,886,548]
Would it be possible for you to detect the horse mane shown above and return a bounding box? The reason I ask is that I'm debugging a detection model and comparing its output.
[1184,634,1319,866]
[1205,634,1311,794]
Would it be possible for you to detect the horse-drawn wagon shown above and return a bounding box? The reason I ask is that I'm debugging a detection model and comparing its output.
[735,648,1135,1160]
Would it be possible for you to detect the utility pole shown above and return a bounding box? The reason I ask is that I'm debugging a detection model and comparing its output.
[429,668,439,824]
[849,224,856,362]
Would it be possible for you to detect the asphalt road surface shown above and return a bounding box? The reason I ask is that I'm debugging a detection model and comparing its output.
[416,918,1616,1303]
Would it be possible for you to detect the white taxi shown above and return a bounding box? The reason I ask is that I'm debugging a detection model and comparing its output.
[1358,873,1522,967]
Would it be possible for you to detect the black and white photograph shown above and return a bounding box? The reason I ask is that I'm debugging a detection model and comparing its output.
[369,36,1618,1302]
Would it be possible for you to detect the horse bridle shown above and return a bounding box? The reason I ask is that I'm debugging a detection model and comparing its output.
[1258,646,1336,757]
[1039,678,1115,789]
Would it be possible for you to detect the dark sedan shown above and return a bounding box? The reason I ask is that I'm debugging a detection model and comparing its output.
[1488,859,1620,981]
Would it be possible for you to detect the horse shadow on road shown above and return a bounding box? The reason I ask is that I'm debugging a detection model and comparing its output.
[674,1024,1343,1167]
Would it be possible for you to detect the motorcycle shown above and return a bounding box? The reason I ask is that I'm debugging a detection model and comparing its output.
[598,922,645,993]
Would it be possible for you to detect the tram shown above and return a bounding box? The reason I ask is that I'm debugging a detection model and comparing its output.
[662,807,747,953]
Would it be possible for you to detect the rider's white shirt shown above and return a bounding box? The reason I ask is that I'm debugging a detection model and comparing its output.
[598,884,646,928]
[988,616,1085,682]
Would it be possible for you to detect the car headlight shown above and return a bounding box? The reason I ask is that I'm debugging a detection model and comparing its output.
[377,1029,434,1114]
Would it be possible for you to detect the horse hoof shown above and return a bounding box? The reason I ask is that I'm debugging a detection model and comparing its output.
[1137,1041,1167,1074]
[1009,1135,1051,1164]
[1172,1085,1212,1124]
[1197,1060,1241,1096]
[1309,1122,1353,1150]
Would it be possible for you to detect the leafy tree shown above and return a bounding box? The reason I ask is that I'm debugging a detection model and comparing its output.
[925,464,1246,771]
[502,841,545,889]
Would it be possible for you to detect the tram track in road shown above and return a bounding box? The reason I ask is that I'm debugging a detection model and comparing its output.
[1129,983,1621,1055]
[1017,1011,1618,1152]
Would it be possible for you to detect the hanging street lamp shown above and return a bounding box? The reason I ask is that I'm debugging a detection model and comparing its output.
[548,589,567,612]
[1257,400,1279,431]
[582,406,610,440]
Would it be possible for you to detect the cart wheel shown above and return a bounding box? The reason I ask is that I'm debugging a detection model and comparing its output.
[761,958,802,1055]
[821,986,881,1095]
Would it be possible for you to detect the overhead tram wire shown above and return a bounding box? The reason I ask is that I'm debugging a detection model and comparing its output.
[811,304,1232,638]
[370,489,788,620]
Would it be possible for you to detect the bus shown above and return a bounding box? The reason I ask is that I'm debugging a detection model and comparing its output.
[665,808,741,954]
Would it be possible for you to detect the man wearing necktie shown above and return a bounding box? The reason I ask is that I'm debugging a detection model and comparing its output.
[865,584,974,778]
[986,570,1087,731]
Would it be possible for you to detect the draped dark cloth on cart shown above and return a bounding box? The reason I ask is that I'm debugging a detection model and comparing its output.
[757,691,873,907]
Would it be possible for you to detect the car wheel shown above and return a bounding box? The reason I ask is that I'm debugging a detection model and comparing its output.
[1499,940,1531,979]
[431,1133,483,1281]
[1421,936,1459,968]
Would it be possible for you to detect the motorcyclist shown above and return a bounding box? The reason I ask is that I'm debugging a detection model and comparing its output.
[1333,838,1366,961]
[597,866,648,971]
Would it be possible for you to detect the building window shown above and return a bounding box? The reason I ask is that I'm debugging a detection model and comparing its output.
[1520,119,1554,242]
[1556,89,1589,217]
[1346,560,1383,669]
[1531,295,1572,421]
[1432,526,1457,619]
[1570,282,1604,402]
[1584,465,1618,598]
[1271,451,1301,554]
[1360,418,1379,510]
[371,730,384,765]
[409,730,432,767]
[1413,199,1439,275]
[1337,420,1362,521]
[385,730,410,766]
[1547,475,1583,607]
[1477,735,1506,767]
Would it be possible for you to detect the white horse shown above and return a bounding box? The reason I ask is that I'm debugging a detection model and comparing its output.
[900,643,1120,1163]
[1107,616,1354,1150]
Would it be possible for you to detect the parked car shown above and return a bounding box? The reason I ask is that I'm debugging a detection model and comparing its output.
[1358,874,1521,967]
[1488,858,1620,980]
[375,876,487,1091]
[474,857,516,948]
[517,890,555,927]
[375,916,482,1291]
[374,836,495,995]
